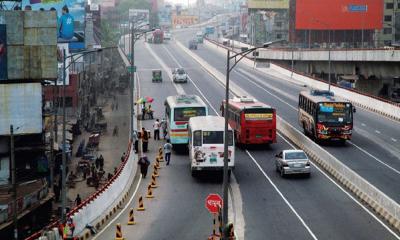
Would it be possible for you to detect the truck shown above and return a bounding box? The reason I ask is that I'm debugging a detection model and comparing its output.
[152,29,164,44]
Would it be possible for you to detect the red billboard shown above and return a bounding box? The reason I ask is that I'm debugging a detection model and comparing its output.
[295,0,383,30]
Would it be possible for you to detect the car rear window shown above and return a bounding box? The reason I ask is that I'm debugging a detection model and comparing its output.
[285,151,307,160]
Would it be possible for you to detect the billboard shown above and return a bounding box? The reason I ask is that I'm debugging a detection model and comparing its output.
[0,83,43,135]
[248,0,289,9]
[22,0,85,43]
[129,9,150,30]
[172,15,198,28]
[295,0,383,30]
[0,24,6,80]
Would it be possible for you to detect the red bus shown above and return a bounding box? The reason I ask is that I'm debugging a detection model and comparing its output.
[221,97,277,145]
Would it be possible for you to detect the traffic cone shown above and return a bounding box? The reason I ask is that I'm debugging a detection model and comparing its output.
[127,208,136,225]
[155,161,161,169]
[153,165,159,177]
[158,147,164,162]
[115,223,124,240]
[137,196,145,211]
[150,175,158,188]
[146,184,154,198]
[228,223,235,239]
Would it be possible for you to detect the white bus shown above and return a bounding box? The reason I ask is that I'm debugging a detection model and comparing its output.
[164,95,208,146]
[188,116,235,177]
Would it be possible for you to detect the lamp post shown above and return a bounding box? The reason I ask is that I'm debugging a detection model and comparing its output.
[60,48,102,222]
[222,40,283,239]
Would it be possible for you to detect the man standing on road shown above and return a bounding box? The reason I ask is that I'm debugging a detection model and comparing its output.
[153,119,160,140]
[75,194,82,206]
[164,139,172,165]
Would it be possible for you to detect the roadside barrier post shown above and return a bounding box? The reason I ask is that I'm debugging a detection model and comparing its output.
[115,223,124,240]
[150,175,158,188]
[153,165,159,177]
[146,184,155,198]
[137,196,145,211]
[127,208,136,225]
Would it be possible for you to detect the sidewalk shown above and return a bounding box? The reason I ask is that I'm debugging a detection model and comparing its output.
[53,89,131,212]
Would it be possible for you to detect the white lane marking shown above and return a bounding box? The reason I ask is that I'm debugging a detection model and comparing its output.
[144,43,185,95]
[348,141,400,175]
[375,130,381,134]
[392,138,398,142]
[164,43,318,240]
[245,150,318,240]
[235,67,400,176]
[278,133,400,240]
[361,123,367,127]
[93,177,142,239]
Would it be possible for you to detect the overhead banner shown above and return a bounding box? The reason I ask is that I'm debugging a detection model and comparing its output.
[129,9,150,30]
[296,0,383,30]
[248,0,289,9]
[172,15,198,28]
[0,24,6,81]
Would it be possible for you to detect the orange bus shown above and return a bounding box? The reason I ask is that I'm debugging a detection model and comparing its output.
[221,97,277,145]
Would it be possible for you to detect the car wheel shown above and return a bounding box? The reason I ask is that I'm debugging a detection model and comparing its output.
[280,167,285,177]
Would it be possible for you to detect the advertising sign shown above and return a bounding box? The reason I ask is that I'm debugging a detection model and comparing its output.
[22,0,85,41]
[0,24,6,81]
[295,0,383,30]
[0,83,43,135]
[129,9,150,30]
[248,0,289,9]
[172,15,198,28]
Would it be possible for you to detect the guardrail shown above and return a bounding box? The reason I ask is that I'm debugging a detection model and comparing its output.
[205,37,400,121]
[0,179,49,225]
[176,38,400,232]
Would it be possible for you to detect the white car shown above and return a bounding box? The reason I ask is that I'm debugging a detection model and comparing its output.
[164,32,172,40]
[172,68,188,83]
[275,149,311,177]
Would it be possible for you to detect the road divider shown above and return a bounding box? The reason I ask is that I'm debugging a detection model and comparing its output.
[127,208,136,225]
[153,164,160,177]
[146,184,155,199]
[176,37,400,233]
[137,196,145,211]
[115,223,124,240]
[151,174,159,188]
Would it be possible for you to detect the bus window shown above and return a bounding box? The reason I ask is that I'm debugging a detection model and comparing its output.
[317,103,352,123]
[174,107,206,121]
[202,131,233,146]
[193,130,202,146]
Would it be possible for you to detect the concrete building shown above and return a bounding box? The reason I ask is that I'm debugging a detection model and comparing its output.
[376,0,400,46]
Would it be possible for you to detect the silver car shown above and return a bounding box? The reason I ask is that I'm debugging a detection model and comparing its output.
[275,150,311,177]
[172,68,188,83]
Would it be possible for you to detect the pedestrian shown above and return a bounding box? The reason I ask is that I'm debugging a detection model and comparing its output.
[91,164,95,177]
[121,152,126,162]
[153,119,160,140]
[138,155,150,178]
[141,103,146,120]
[54,184,60,202]
[161,118,168,139]
[115,102,119,110]
[147,105,154,119]
[164,139,172,165]
[75,194,82,206]
[95,156,100,169]
[113,125,119,136]
[133,130,139,153]
[99,155,104,169]
[141,127,149,152]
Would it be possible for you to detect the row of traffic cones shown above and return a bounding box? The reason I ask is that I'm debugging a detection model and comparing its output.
[115,147,165,240]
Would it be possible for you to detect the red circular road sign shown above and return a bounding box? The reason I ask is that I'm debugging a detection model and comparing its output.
[205,194,223,214]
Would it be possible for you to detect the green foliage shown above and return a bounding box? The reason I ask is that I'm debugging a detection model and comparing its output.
[100,20,120,47]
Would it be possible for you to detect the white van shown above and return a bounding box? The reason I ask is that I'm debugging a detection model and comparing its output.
[188,116,235,176]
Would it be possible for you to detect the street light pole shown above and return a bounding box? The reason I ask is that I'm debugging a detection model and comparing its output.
[328,29,331,91]
[10,125,17,240]
[61,48,67,222]
[130,21,135,142]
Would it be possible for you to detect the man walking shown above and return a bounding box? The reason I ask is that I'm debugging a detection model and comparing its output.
[75,194,82,206]
[141,127,149,152]
[153,119,160,140]
[133,130,139,153]
[138,155,150,178]
[161,118,168,139]
[164,139,172,165]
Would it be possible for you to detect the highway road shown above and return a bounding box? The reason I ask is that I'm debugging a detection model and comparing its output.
[97,32,400,239]
[172,28,400,205]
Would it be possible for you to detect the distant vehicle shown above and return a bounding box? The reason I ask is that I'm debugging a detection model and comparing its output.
[196,31,204,43]
[221,96,276,145]
[164,32,172,40]
[337,75,358,89]
[189,40,198,50]
[172,68,188,83]
[188,116,235,177]
[165,95,208,146]
[275,150,310,177]
[152,29,164,44]
[205,26,215,35]
[152,69,162,82]
[298,90,355,143]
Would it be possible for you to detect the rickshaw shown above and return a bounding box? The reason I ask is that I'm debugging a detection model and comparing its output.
[152,69,162,83]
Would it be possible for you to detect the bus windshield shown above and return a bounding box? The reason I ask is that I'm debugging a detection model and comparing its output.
[317,102,352,124]
[203,131,233,145]
[174,107,206,121]
[244,108,274,121]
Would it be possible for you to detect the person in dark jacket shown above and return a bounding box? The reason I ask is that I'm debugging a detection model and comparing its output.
[141,128,149,152]
[138,155,150,178]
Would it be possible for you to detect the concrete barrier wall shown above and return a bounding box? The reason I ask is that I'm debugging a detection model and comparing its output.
[177,39,400,232]
[204,38,400,121]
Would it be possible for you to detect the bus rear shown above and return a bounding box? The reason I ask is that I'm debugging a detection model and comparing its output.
[169,106,207,144]
[240,107,277,144]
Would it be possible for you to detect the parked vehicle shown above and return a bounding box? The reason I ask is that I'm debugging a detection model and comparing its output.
[172,68,188,83]
[164,32,172,40]
[152,69,162,82]
[275,150,310,177]
[196,31,204,43]
[189,40,198,50]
